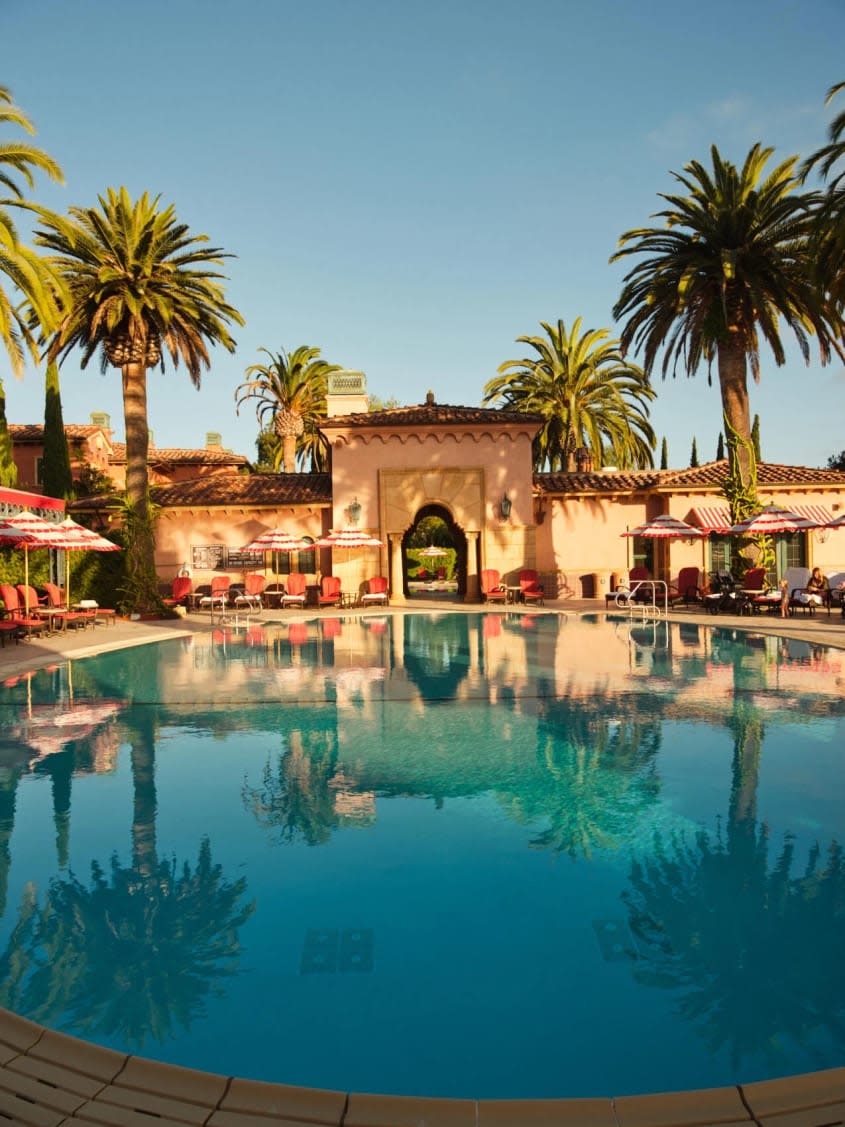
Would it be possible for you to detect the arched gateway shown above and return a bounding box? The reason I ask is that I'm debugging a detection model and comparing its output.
[318,386,542,603]
[403,503,465,599]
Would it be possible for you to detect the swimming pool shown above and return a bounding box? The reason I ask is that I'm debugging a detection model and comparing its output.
[0,612,843,1099]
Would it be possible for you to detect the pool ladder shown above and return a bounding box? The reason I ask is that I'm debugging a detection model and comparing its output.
[611,579,668,620]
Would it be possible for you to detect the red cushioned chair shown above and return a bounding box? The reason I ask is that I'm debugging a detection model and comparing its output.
[199,575,231,612]
[0,584,47,639]
[480,569,507,603]
[281,572,307,608]
[361,576,389,606]
[234,572,265,612]
[163,575,193,608]
[318,575,342,608]
[519,569,545,606]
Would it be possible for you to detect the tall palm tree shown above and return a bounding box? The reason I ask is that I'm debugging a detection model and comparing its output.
[235,345,339,472]
[35,188,243,611]
[612,144,836,523]
[483,317,656,471]
[0,85,64,375]
[801,81,845,315]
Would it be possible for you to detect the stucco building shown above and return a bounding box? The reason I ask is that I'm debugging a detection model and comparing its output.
[69,374,845,602]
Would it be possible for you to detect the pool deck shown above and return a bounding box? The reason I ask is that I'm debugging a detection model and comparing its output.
[0,599,844,1126]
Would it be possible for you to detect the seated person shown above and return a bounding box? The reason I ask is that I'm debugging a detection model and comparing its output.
[805,566,829,606]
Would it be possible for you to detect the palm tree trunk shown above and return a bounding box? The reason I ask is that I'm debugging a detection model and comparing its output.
[282,434,296,474]
[717,336,757,523]
[122,361,150,511]
[130,712,158,880]
[121,361,162,612]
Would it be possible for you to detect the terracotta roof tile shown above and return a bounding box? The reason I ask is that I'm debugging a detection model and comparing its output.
[535,460,845,494]
[9,423,109,443]
[320,402,542,428]
[535,468,661,493]
[70,473,332,510]
[154,472,330,506]
[108,444,248,466]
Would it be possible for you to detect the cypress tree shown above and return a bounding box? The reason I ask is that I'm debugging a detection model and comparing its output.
[42,361,74,498]
[751,414,761,462]
[660,437,668,469]
[0,378,17,487]
[716,432,725,460]
[690,436,699,468]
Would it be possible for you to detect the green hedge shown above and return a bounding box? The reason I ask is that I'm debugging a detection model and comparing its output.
[1,537,127,610]
[406,548,456,580]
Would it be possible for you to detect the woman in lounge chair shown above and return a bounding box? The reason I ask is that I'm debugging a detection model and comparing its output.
[806,567,829,606]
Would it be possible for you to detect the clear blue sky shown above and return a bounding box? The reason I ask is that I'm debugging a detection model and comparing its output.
[3,0,844,467]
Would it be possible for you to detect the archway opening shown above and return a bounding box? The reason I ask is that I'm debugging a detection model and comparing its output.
[402,505,466,600]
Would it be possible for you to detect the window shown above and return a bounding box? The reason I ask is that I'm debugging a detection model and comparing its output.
[35,456,44,485]
[631,536,654,575]
[775,532,806,577]
[298,537,316,574]
[708,534,731,575]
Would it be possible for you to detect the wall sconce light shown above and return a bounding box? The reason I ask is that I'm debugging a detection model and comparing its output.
[348,497,362,526]
[499,494,512,520]
[815,526,830,544]
[534,497,547,525]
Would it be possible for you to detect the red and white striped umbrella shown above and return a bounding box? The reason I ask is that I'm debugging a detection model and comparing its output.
[242,528,312,583]
[0,511,65,608]
[825,511,845,530]
[243,528,311,553]
[728,504,821,535]
[54,518,120,551]
[621,514,704,539]
[314,527,385,550]
[51,518,121,607]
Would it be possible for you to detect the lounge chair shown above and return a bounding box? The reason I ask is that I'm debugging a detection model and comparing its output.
[234,573,265,612]
[163,575,193,608]
[519,569,544,605]
[361,576,389,606]
[0,584,48,639]
[199,575,231,613]
[786,566,819,616]
[318,575,342,608]
[281,572,307,608]
[15,584,47,613]
[741,566,767,594]
[667,567,701,605]
[480,569,507,603]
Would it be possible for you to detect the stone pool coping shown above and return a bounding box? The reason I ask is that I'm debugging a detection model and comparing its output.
[0,1006,844,1125]
[0,603,843,1124]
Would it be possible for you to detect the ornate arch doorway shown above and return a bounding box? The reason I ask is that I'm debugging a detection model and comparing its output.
[402,504,467,600]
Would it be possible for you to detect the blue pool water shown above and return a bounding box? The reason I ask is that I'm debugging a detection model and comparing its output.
[0,612,843,1099]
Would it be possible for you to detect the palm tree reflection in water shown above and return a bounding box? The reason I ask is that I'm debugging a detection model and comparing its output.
[242,726,340,847]
[518,697,663,859]
[624,643,845,1072]
[0,708,255,1047]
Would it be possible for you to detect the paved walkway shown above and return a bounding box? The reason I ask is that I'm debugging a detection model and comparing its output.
[0,601,844,1125]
